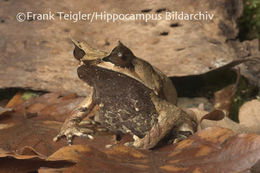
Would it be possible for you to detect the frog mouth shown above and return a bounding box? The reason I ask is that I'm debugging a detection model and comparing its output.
[88,58,102,65]
[80,58,103,66]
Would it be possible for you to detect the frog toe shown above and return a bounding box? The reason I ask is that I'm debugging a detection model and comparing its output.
[54,126,94,145]
[53,133,62,142]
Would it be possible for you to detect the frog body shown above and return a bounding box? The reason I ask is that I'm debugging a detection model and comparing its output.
[53,40,196,149]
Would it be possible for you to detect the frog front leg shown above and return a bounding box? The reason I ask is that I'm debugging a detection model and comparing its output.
[131,96,197,149]
[53,89,96,145]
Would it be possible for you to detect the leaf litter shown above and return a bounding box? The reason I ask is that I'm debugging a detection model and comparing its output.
[0,56,259,172]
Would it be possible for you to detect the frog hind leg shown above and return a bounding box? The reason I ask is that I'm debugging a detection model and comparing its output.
[131,95,197,149]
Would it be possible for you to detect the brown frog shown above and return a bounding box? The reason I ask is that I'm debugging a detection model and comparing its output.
[53,40,197,149]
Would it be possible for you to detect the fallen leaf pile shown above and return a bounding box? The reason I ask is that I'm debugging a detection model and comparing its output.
[0,90,259,173]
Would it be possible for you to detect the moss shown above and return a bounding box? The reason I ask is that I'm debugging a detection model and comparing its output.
[0,88,45,102]
[230,76,259,122]
[21,91,39,101]
[238,0,260,44]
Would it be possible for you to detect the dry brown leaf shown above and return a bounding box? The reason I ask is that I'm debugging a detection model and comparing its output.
[1,95,260,173]
[45,145,148,173]
[189,108,260,134]
[213,68,240,117]
[160,127,260,173]
[48,145,95,162]
[251,159,260,173]
[200,109,225,122]
[2,92,260,172]
[0,106,13,118]
[105,145,147,159]
[0,92,116,156]
[39,168,68,173]
[0,115,116,156]
[39,127,260,173]
[0,119,67,156]
[0,147,74,173]
[214,84,237,116]
[5,92,24,108]
[19,146,47,157]
[11,92,84,122]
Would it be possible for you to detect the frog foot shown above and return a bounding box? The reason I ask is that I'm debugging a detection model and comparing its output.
[53,120,94,145]
[124,135,141,148]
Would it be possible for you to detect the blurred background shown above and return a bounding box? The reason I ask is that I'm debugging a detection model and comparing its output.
[0,0,259,97]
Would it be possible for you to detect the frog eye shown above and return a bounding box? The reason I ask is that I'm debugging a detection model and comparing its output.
[73,44,86,61]
[117,52,123,57]
[103,41,134,68]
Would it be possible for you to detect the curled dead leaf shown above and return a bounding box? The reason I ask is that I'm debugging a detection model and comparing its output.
[40,127,260,173]
[0,147,74,173]
[188,107,260,135]
[0,106,13,118]
[213,68,240,117]
[5,92,24,108]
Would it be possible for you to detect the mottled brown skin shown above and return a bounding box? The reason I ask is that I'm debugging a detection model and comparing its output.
[53,40,197,149]
[98,41,178,105]
[78,61,158,138]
